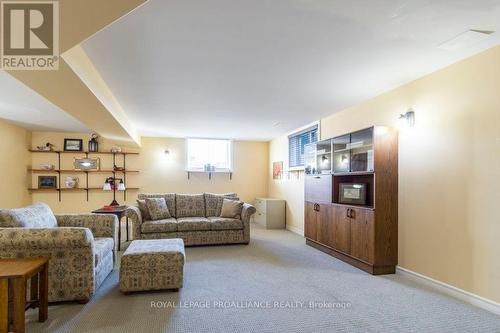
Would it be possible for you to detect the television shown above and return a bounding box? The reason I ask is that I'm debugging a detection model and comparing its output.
[339,183,367,205]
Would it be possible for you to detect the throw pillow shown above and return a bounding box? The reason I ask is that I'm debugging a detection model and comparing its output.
[145,198,171,220]
[220,199,244,219]
[136,200,152,221]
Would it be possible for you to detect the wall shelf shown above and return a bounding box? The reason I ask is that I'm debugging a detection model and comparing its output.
[29,149,139,155]
[28,169,139,174]
[186,170,233,180]
[29,148,139,202]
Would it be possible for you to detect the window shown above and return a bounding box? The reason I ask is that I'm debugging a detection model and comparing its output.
[187,138,232,171]
[289,125,318,168]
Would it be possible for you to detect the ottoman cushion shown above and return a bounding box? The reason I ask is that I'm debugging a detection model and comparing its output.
[120,239,185,293]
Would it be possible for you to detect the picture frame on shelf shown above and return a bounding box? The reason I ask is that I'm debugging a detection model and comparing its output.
[64,138,83,152]
[74,158,100,171]
[38,176,57,189]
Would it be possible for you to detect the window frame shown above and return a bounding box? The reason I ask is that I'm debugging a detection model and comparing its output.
[288,122,320,171]
[185,138,233,172]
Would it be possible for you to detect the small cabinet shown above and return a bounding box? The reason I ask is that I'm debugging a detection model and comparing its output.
[333,128,374,173]
[331,205,374,263]
[349,208,374,263]
[304,202,318,241]
[305,202,334,247]
[316,139,332,174]
[304,174,332,204]
[332,205,351,254]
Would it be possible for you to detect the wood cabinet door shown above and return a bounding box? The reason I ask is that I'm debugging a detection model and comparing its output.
[316,203,334,248]
[304,175,333,203]
[332,205,351,254]
[304,202,318,241]
[349,208,374,263]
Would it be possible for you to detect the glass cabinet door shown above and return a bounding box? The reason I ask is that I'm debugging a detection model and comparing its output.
[316,139,332,174]
[350,128,374,172]
[333,134,350,173]
[304,143,317,175]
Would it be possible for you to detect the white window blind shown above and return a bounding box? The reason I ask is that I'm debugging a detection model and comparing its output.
[187,138,232,171]
[289,125,318,168]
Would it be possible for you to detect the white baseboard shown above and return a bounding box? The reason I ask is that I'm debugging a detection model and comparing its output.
[286,225,304,236]
[396,266,500,316]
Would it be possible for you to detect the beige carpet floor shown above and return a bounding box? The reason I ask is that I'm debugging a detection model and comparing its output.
[25,224,500,332]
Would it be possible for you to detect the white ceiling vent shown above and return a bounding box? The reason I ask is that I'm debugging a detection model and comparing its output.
[438,30,495,51]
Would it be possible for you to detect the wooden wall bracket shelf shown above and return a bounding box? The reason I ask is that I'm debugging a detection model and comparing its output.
[28,150,139,202]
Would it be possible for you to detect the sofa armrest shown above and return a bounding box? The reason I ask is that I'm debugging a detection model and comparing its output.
[56,214,118,240]
[241,203,256,223]
[125,206,142,240]
[0,227,94,249]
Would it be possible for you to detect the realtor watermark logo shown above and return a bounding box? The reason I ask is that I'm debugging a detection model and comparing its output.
[0,0,59,70]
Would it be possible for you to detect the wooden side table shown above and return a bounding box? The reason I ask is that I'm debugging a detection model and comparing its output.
[92,206,129,251]
[0,257,49,333]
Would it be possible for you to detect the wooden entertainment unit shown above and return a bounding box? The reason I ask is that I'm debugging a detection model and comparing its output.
[304,126,398,275]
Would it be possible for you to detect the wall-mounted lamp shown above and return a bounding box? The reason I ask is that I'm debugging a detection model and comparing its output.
[399,109,415,127]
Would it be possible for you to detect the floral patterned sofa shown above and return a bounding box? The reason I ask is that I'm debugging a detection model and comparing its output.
[0,203,117,303]
[125,193,256,246]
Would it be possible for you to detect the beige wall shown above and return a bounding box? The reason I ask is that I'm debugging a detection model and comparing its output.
[268,45,500,303]
[30,133,268,213]
[0,119,32,208]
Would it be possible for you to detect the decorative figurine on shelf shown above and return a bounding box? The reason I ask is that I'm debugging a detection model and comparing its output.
[113,165,125,172]
[110,146,122,153]
[88,133,99,152]
[36,142,55,151]
[64,176,79,189]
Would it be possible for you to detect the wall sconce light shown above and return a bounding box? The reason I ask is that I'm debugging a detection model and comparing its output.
[399,109,415,127]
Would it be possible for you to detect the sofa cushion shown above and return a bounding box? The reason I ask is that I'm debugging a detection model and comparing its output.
[176,217,211,231]
[0,203,57,228]
[94,237,114,267]
[208,217,244,230]
[176,194,206,218]
[220,199,244,219]
[138,193,176,217]
[136,200,152,221]
[141,218,178,233]
[204,193,238,217]
[145,198,171,220]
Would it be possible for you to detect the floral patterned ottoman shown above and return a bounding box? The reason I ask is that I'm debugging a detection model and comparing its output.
[120,239,185,293]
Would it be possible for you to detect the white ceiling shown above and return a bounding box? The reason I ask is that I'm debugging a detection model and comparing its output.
[3,1,500,140]
[81,0,500,140]
[0,71,89,132]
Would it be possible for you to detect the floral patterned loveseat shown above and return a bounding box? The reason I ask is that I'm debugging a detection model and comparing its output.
[125,193,256,246]
[0,203,117,303]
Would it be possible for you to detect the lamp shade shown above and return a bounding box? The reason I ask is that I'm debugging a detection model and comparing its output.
[103,182,112,191]
[117,181,126,191]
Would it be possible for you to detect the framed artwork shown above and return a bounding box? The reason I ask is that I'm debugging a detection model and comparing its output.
[273,161,283,179]
[73,158,100,171]
[38,176,57,189]
[64,138,83,152]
